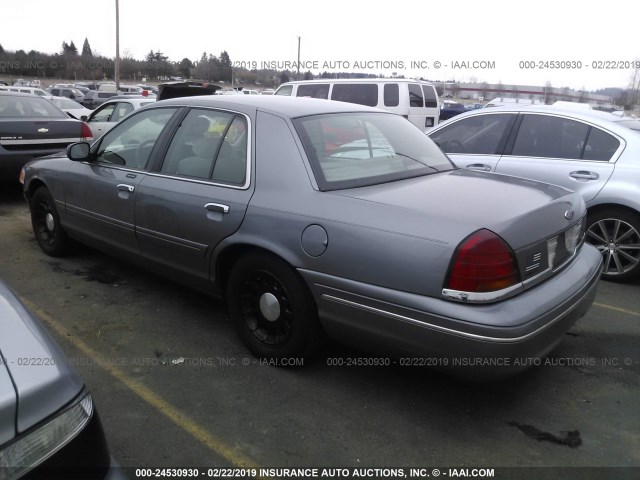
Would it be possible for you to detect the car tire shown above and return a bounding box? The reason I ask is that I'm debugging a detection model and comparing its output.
[586,208,640,282]
[30,187,69,257]
[227,252,324,361]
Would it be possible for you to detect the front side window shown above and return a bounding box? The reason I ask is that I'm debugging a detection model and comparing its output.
[275,85,293,96]
[430,114,515,154]
[512,115,590,159]
[294,113,453,190]
[297,84,329,99]
[96,108,178,169]
[161,109,248,185]
[331,84,378,107]
[90,103,116,122]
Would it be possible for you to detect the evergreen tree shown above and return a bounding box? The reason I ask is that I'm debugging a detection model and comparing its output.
[68,41,78,55]
[81,38,92,57]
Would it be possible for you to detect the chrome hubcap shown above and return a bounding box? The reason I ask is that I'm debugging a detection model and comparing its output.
[259,292,281,322]
[586,218,640,276]
[45,213,55,231]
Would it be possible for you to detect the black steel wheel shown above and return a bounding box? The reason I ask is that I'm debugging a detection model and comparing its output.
[227,252,323,360]
[586,208,640,281]
[30,187,69,257]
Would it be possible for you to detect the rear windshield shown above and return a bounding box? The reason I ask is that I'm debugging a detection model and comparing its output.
[294,112,453,191]
[0,95,67,118]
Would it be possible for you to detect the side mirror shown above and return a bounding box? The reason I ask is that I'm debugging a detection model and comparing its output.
[81,115,88,122]
[67,142,91,161]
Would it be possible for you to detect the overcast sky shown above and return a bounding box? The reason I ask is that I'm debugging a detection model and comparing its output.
[3,0,639,91]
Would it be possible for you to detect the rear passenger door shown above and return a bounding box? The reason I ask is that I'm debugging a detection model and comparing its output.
[135,108,254,285]
[428,112,517,172]
[495,113,620,203]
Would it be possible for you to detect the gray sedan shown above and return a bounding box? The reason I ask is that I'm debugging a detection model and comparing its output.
[428,105,640,281]
[20,96,602,377]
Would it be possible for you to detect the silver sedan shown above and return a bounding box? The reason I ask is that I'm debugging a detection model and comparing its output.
[428,105,640,281]
[20,96,602,377]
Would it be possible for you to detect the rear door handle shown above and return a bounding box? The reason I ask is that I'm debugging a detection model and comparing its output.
[465,163,491,172]
[570,171,599,181]
[117,184,135,192]
[205,203,229,214]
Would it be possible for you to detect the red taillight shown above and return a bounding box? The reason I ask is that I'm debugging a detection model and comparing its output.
[142,89,149,96]
[80,122,93,142]
[445,229,519,293]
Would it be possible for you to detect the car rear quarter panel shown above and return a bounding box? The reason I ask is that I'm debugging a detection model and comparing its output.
[219,111,465,298]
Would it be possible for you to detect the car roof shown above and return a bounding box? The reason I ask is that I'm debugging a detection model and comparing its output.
[456,104,640,137]
[279,78,435,85]
[155,94,388,118]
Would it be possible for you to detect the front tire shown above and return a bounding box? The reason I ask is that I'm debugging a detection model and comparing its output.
[30,187,69,257]
[586,208,640,282]
[226,252,324,360]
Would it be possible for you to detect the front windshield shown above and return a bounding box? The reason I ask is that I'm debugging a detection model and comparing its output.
[294,112,454,190]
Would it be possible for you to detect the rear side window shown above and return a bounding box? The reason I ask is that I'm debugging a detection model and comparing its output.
[161,109,248,185]
[331,84,378,107]
[512,115,590,159]
[383,84,399,107]
[297,84,329,99]
[430,114,515,154]
[408,84,424,107]
[422,85,438,108]
[583,127,620,161]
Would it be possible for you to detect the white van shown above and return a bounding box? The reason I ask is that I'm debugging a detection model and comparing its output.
[0,85,53,99]
[274,79,440,131]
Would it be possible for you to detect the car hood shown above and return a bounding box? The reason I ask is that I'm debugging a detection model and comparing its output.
[0,280,84,443]
[328,169,584,250]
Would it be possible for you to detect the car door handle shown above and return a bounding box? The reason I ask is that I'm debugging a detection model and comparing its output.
[570,171,599,181]
[465,163,491,172]
[117,184,135,193]
[205,203,229,214]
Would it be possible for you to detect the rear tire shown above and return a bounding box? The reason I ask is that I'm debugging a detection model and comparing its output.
[586,208,640,282]
[30,187,69,257]
[226,252,324,361]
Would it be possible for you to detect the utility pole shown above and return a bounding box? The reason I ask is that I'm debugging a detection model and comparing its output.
[115,0,120,89]
[297,36,301,80]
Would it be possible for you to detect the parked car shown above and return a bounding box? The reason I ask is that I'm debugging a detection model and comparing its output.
[49,96,93,120]
[84,97,155,139]
[20,96,602,377]
[439,100,467,121]
[260,89,275,95]
[83,90,119,109]
[465,103,484,111]
[0,91,93,180]
[50,87,86,104]
[0,277,123,478]
[428,105,640,281]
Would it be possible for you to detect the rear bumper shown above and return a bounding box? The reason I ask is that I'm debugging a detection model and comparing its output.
[300,244,602,377]
[0,150,66,181]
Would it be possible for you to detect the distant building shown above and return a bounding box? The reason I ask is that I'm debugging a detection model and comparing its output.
[436,82,613,106]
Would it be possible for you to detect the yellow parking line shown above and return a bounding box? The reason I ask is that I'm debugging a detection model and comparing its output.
[594,302,640,318]
[20,297,261,471]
